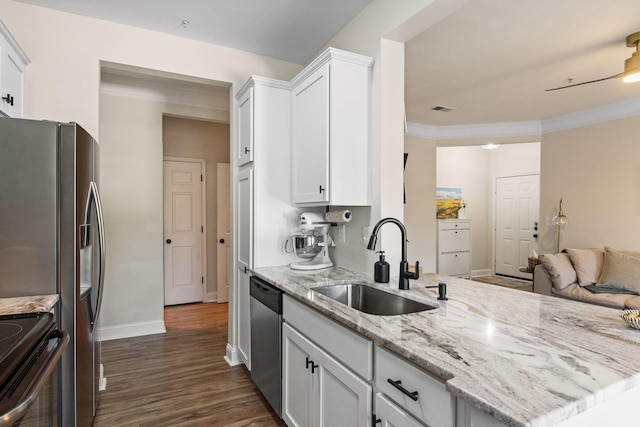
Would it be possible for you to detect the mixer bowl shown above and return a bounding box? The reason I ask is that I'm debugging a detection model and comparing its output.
[292,232,323,259]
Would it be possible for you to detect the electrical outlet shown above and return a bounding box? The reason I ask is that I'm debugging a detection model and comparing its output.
[363,226,373,246]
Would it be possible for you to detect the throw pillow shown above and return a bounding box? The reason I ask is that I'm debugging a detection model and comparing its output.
[566,248,604,286]
[540,253,577,290]
[596,247,640,293]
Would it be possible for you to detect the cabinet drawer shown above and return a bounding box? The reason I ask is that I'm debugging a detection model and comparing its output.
[439,229,470,252]
[375,347,455,427]
[438,229,471,253]
[439,220,470,231]
[439,252,470,276]
[283,295,373,380]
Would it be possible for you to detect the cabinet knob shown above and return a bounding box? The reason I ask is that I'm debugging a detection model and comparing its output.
[219,238,225,244]
[2,94,14,106]
[166,239,172,244]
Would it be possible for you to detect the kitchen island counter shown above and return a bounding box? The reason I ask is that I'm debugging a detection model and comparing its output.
[251,266,640,427]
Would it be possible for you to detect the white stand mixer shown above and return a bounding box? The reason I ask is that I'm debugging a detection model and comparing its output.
[287,212,335,270]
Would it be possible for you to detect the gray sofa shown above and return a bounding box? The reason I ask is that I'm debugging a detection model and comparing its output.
[533,247,640,309]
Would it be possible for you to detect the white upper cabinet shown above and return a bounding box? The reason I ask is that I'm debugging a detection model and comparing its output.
[291,48,373,206]
[236,85,254,166]
[0,19,29,118]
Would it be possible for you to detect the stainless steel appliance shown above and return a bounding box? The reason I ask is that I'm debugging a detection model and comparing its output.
[0,118,106,427]
[249,276,283,417]
[0,312,69,426]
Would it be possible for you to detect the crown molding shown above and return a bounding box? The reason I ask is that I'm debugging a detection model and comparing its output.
[406,121,540,140]
[0,18,30,67]
[290,47,374,88]
[541,97,640,134]
[407,96,640,140]
[235,75,291,99]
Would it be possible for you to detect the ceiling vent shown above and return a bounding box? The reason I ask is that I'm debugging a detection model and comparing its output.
[431,105,455,112]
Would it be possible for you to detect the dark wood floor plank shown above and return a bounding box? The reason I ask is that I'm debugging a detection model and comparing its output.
[94,303,285,427]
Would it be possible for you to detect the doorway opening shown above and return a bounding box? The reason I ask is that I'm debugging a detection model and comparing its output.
[163,116,231,305]
[434,142,540,278]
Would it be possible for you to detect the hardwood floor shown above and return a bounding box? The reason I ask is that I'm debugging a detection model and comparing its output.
[94,303,286,427]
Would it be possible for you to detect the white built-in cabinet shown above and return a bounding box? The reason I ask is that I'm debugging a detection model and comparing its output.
[0,19,29,118]
[234,77,296,369]
[437,219,472,278]
[282,295,372,427]
[290,48,373,206]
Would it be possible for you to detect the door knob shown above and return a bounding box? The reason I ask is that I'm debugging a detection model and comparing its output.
[166,239,172,244]
[219,238,225,244]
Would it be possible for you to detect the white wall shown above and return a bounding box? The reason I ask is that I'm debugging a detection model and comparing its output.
[1,0,303,341]
[540,116,640,253]
[404,136,437,273]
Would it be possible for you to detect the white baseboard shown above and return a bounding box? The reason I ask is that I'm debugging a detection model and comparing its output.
[224,343,243,366]
[99,319,166,341]
[471,268,492,277]
[205,291,218,302]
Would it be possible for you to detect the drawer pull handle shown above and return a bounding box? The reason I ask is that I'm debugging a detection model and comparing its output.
[387,378,419,401]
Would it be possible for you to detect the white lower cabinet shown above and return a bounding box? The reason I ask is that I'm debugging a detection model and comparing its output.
[375,393,426,427]
[376,347,455,427]
[282,323,372,427]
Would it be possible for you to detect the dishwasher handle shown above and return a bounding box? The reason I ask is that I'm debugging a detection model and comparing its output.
[250,276,283,314]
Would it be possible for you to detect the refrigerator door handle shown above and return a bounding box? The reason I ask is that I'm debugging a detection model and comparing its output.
[84,181,106,327]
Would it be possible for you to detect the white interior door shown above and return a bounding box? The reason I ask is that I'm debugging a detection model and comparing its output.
[216,163,230,303]
[495,174,539,279]
[163,160,204,305]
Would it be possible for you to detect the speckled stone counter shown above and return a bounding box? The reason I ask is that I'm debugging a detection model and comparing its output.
[0,295,58,315]
[251,266,640,427]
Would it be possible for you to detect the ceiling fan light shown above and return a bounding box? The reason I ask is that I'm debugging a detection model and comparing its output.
[623,42,640,82]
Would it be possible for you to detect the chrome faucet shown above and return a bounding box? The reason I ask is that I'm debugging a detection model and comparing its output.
[367,218,419,290]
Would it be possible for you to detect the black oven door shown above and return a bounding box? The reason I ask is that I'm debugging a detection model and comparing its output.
[0,314,69,426]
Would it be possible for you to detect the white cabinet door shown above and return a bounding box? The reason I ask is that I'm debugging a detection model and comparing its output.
[237,168,253,273]
[283,322,372,427]
[0,22,28,118]
[237,86,254,166]
[237,269,251,369]
[317,348,372,427]
[236,167,253,369]
[291,64,330,204]
[283,323,315,427]
[375,393,426,427]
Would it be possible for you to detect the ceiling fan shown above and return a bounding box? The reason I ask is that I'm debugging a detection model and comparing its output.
[546,31,640,91]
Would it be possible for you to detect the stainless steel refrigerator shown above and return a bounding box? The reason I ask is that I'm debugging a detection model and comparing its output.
[0,117,106,427]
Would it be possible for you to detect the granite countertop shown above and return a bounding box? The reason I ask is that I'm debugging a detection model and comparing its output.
[251,266,640,427]
[0,295,59,315]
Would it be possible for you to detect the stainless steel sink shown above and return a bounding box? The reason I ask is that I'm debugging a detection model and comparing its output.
[312,283,437,316]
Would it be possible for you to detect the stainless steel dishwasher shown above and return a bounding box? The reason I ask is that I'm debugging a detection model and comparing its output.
[249,276,283,417]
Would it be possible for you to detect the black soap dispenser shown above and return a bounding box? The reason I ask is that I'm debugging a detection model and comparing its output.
[374,251,390,283]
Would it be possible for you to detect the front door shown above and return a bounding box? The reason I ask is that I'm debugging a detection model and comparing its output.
[163,160,204,305]
[495,174,539,279]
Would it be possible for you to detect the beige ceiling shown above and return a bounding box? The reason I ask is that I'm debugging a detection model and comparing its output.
[405,0,640,126]
[16,0,640,127]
